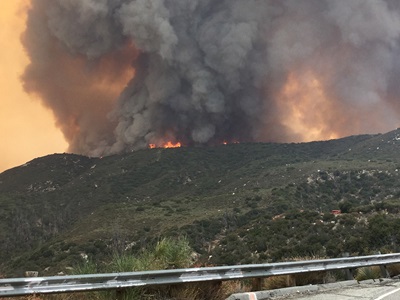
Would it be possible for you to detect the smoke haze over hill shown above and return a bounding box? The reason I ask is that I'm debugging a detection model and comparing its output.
[22,0,400,156]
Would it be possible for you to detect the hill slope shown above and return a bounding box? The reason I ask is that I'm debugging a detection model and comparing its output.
[1,129,400,276]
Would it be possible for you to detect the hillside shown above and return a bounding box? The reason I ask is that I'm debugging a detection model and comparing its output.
[1,129,400,276]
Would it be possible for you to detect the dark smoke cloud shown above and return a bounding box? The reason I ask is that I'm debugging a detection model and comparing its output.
[22,0,400,155]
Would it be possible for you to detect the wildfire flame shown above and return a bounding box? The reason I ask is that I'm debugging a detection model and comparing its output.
[149,140,241,148]
[164,141,182,148]
[222,140,239,145]
[149,141,182,149]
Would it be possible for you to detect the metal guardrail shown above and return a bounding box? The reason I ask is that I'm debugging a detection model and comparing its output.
[1,253,400,297]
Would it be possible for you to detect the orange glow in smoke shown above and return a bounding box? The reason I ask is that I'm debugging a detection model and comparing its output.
[0,1,138,172]
[278,72,340,142]
[23,39,137,144]
[149,141,182,149]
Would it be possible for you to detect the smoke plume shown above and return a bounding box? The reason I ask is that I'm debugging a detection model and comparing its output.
[22,0,400,155]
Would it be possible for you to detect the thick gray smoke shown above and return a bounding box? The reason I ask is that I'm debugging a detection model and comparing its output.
[22,0,400,155]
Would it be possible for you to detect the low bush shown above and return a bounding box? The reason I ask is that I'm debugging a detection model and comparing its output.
[67,237,232,300]
[355,266,382,281]
[387,263,400,277]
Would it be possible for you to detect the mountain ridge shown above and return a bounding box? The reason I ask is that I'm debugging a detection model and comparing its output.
[1,129,400,276]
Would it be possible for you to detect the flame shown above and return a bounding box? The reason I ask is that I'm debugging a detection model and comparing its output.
[149,141,182,149]
[222,140,239,145]
[278,71,340,142]
[164,141,182,148]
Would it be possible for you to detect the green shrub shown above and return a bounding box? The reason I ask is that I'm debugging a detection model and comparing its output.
[108,253,137,272]
[153,237,193,269]
[72,259,98,275]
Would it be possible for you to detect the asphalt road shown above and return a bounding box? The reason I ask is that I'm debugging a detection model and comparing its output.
[285,280,400,300]
[227,279,400,300]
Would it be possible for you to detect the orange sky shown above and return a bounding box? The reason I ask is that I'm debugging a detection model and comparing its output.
[0,0,67,173]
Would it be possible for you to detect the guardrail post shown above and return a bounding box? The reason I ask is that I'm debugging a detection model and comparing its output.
[342,253,354,280]
[252,278,263,291]
[374,252,390,278]
[379,265,390,278]
[116,289,126,300]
